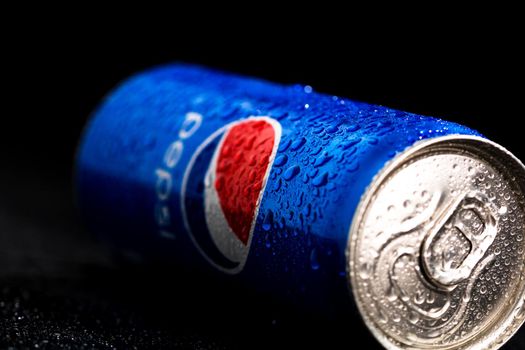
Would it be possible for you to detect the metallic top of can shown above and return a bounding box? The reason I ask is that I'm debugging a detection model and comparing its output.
[348,135,525,349]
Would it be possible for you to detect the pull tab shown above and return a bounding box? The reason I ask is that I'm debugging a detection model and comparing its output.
[422,192,498,289]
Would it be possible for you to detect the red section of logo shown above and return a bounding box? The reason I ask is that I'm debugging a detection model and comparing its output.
[214,120,276,245]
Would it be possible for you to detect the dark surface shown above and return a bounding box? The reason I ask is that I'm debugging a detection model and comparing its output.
[2,14,525,349]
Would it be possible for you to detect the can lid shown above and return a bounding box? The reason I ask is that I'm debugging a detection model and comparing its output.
[348,135,525,349]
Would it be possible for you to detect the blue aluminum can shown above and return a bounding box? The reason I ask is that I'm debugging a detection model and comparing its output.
[76,64,525,349]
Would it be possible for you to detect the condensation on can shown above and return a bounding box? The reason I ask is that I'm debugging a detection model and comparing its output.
[75,64,525,350]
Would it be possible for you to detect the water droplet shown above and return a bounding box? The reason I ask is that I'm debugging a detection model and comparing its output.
[248,169,257,182]
[310,146,322,156]
[262,211,273,231]
[403,200,411,208]
[304,85,313,93]
[312,172,328,187]
[302,203,312,217]
[414,290,425,305]
[313,152,333,167]
[499,206,508,215]
[301,173,309,183]
[325,124,339,133]
[426,293,435,303]
[274,154,288,167]
[294,192,304,206]
[290,137,306,151]
[283,165,300,181]
[279,216,286,230]
[386,284,398,302]
[272,178,282,191]
[341,138,361,150]
[377,308,388,324]
[480,285,487,294]
[279,138,292,152]
[359,262,372,279]
[368,137,379,145]
[310,248,320,270]
[408,311,419,324]
[312,126,325,134]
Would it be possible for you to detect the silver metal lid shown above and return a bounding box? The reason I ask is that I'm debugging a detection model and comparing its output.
[348,135,525,349]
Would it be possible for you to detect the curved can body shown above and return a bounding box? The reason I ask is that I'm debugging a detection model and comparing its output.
[76,65,525,349]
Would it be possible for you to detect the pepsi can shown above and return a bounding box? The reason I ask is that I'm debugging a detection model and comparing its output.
[76,64,525,349]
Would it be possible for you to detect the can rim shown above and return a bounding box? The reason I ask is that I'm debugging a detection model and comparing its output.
[347,134,525,350]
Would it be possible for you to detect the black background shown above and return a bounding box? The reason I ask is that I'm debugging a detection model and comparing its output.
[1,13,524,349]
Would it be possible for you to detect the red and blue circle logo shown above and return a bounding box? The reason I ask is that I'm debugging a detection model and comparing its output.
[181,117,281,273]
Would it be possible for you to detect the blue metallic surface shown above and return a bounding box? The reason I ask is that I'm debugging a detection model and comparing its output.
[76,64,480,314]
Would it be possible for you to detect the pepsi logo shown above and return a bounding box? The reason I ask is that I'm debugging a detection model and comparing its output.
[181,117,282,273]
